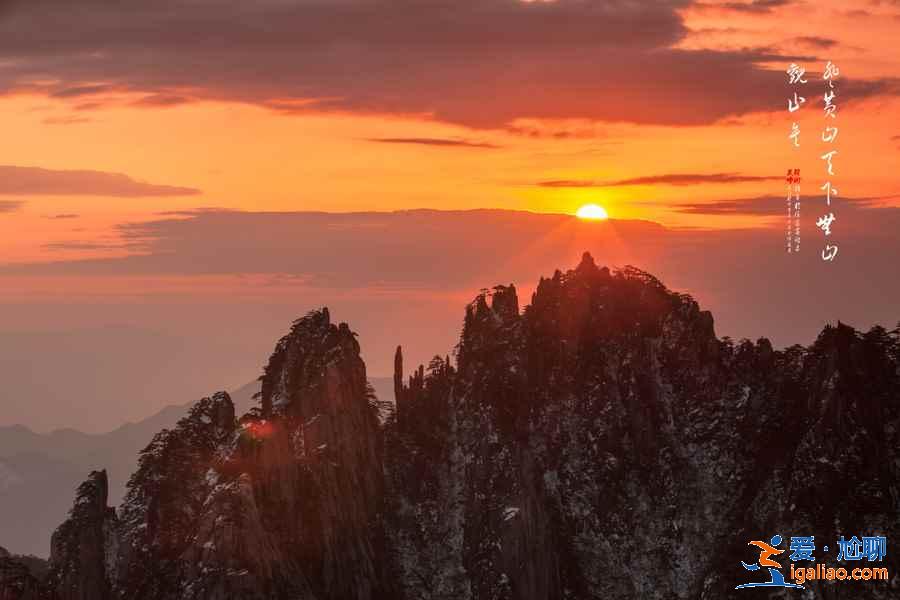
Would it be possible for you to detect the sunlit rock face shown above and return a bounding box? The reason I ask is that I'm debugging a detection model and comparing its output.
[387,253,899,600]
[7,255,899,600]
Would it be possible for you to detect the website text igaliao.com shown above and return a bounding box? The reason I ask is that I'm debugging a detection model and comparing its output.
[789,563,889,584]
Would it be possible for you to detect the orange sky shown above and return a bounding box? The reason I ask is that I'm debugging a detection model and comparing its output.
[2,0,900,432]
[1,0,898,266]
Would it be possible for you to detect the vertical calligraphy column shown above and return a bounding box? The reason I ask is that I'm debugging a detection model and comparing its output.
[818,61,840,262]
[786,63,807,254]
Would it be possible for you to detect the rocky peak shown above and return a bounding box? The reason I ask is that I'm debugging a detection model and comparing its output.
[7,257,898,600]
[73,470,108,515]
[115,307,387,600]
[47,470,116,600]
[112,392,237,599]
[385,258,900,599]
[393,345,405,418]
[260,307,364,421]
[490,284,519,321]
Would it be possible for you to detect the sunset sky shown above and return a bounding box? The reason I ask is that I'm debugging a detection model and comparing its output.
[2,0,899,432]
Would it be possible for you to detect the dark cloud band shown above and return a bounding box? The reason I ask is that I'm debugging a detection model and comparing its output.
[0,166,200,197]
[1,0,892,128]
[538,173,783,188]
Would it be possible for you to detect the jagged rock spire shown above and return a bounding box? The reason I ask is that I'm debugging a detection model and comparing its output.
[491,284,519,320]
[394,345,405,422]
[14,255,900,600]
[578,250,595,269]
[48,470,116,600]
[260,307,363,419]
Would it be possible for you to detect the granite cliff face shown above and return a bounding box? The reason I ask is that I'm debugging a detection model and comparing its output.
[85,310,384,600]
[386,255,900,599]
[47,470,117,600]
[3,255,898,599]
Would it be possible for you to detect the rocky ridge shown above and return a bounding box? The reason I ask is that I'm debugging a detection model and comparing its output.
[2,254,897,599]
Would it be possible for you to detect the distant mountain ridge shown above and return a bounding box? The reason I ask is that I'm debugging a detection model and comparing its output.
[0,378,394,557]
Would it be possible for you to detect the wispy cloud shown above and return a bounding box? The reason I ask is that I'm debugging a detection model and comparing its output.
[669,195,883,215]
[367,138,500,149]
[696,0,793,14]
[0,200,24,213]
[132,94,191,108]
[0,166,200,197]
[42,240,132,251]
[49,84,114,98]
[795,35,838,49]
[537,172,782,188]
[42,115,93,126]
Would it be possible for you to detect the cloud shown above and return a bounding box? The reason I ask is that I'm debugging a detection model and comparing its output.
[9,202,898,280]
[703,0,793,13]
[50,84,114,99]
[670,196,787,215]
[4,207,899,368]
[538,172,782,188]
[42,115,93,125]
[132,94,191,108]
[45,213,80,219]
[367,137,500,149]
[72,101,106,112]
[0,0,891,129]
[42,240,132,251]
[668,195,885,216]
[0,200,23,213]
[795,36,839,49]
[4,209,664,287]
[0,166,200,197]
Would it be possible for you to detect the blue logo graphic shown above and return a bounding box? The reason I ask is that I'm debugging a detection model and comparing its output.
[736,534,804,590]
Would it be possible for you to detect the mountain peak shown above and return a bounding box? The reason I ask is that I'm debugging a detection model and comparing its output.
[47,469,116,600]
[260,307,362,418]
[7,257,899,600]
[577,250,596,270]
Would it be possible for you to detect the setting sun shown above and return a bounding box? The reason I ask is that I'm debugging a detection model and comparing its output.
[576,204,609,220]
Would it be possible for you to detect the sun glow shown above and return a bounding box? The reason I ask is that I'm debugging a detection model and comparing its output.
[576,204,609,220]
